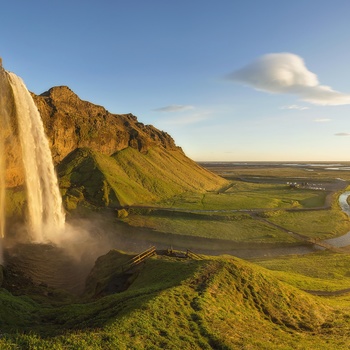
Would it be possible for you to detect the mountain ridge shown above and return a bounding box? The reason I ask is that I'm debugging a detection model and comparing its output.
[33,86,180,164]
[4,81,227,211]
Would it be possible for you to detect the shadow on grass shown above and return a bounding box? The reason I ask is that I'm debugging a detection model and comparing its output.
[4,257,202,338]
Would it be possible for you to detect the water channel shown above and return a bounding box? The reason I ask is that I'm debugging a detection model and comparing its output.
[324,191,350,248]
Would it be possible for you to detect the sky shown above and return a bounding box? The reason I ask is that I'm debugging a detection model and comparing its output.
[1,0,350,161]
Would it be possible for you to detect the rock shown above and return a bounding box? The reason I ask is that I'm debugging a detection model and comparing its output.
[0,66,25,188]
[4,83,179,188]
[33,86,179,164]
[116,209,128,218]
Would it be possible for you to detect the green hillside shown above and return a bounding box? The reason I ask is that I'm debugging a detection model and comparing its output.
[0,253,349,349]
[58,146,228,210]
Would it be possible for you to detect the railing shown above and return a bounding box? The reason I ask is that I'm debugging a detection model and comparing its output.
[186,249,203,260]
[119,246,203,273]
[121,246,156,272]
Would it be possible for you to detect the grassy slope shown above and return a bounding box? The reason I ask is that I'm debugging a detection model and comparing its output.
[123,213,299,244]
[58,147,228,209]
[1,255,349,349]
[110,146,228,201]
[266,209,350,240]
[254,250,350,292]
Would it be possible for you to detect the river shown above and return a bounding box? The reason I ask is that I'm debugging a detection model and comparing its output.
[323,191,350,248]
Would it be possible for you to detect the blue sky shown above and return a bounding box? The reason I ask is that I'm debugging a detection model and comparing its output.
[2,0,350,161]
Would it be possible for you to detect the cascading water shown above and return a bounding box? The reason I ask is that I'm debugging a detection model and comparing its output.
[0,63,106,292]
[0,65,12,247]
[0,66,65,244]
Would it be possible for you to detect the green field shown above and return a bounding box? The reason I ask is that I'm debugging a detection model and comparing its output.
[124,213,299,243]
[159,181,328,210]
[124,174,350,246]
[266,209,350,240]
[3,163,350,349]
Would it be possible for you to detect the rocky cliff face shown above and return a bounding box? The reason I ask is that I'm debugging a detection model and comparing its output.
[4,83,180,188]
[0,67,25,188]
[32,86,179,164]
[2,76,227,212]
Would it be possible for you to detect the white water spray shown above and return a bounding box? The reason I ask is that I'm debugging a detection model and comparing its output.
[6,72,65,242]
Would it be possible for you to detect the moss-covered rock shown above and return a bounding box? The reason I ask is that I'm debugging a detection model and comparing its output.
[116,209,128,218]
[84,249,133,297]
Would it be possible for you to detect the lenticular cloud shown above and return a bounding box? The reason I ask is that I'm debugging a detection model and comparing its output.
[228,53,350,106]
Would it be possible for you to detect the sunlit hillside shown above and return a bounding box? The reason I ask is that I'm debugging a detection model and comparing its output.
[58,146,228,209]
[1,253,349,349]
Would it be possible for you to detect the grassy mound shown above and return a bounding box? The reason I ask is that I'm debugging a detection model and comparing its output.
[0,254,349,349]
[58,147,228,210]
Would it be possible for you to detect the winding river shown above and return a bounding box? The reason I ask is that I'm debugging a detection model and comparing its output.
[324,191,350,248]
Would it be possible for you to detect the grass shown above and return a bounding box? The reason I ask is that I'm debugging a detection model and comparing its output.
[123,178,349,244]
[5,157,350,348]
[0,288,39,331]
[123,213,299,244]
[57,147,228,209]
[266,208,350,240]
[159,181,328,210]
[253,250,350,293]
[2,254,350,349]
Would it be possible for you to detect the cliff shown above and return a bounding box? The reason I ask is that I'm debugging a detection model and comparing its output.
[4,85,178,188]
[3,82,227,210]
[33,86,179,164]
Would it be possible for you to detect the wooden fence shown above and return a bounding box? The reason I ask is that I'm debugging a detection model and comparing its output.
[186,249,203,260]
[121,246,157,272]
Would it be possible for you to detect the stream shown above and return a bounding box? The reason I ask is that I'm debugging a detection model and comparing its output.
[323,191,350,248]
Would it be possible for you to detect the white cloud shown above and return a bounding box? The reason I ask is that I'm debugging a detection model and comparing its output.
[280,104,309,110]
[335,132,350,136]
[228,53,350,106]
[153,104,194,112]
[159,113,208,126]
[157,111,211,128]
[313,118,331,122]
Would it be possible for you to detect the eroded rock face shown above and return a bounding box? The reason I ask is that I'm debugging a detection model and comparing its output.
[33,86,179,164]
[4,84,180,187]
[0,67,25,188]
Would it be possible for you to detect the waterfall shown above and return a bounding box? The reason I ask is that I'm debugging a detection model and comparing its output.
[5,72,66,242]
[0,68,10,241]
